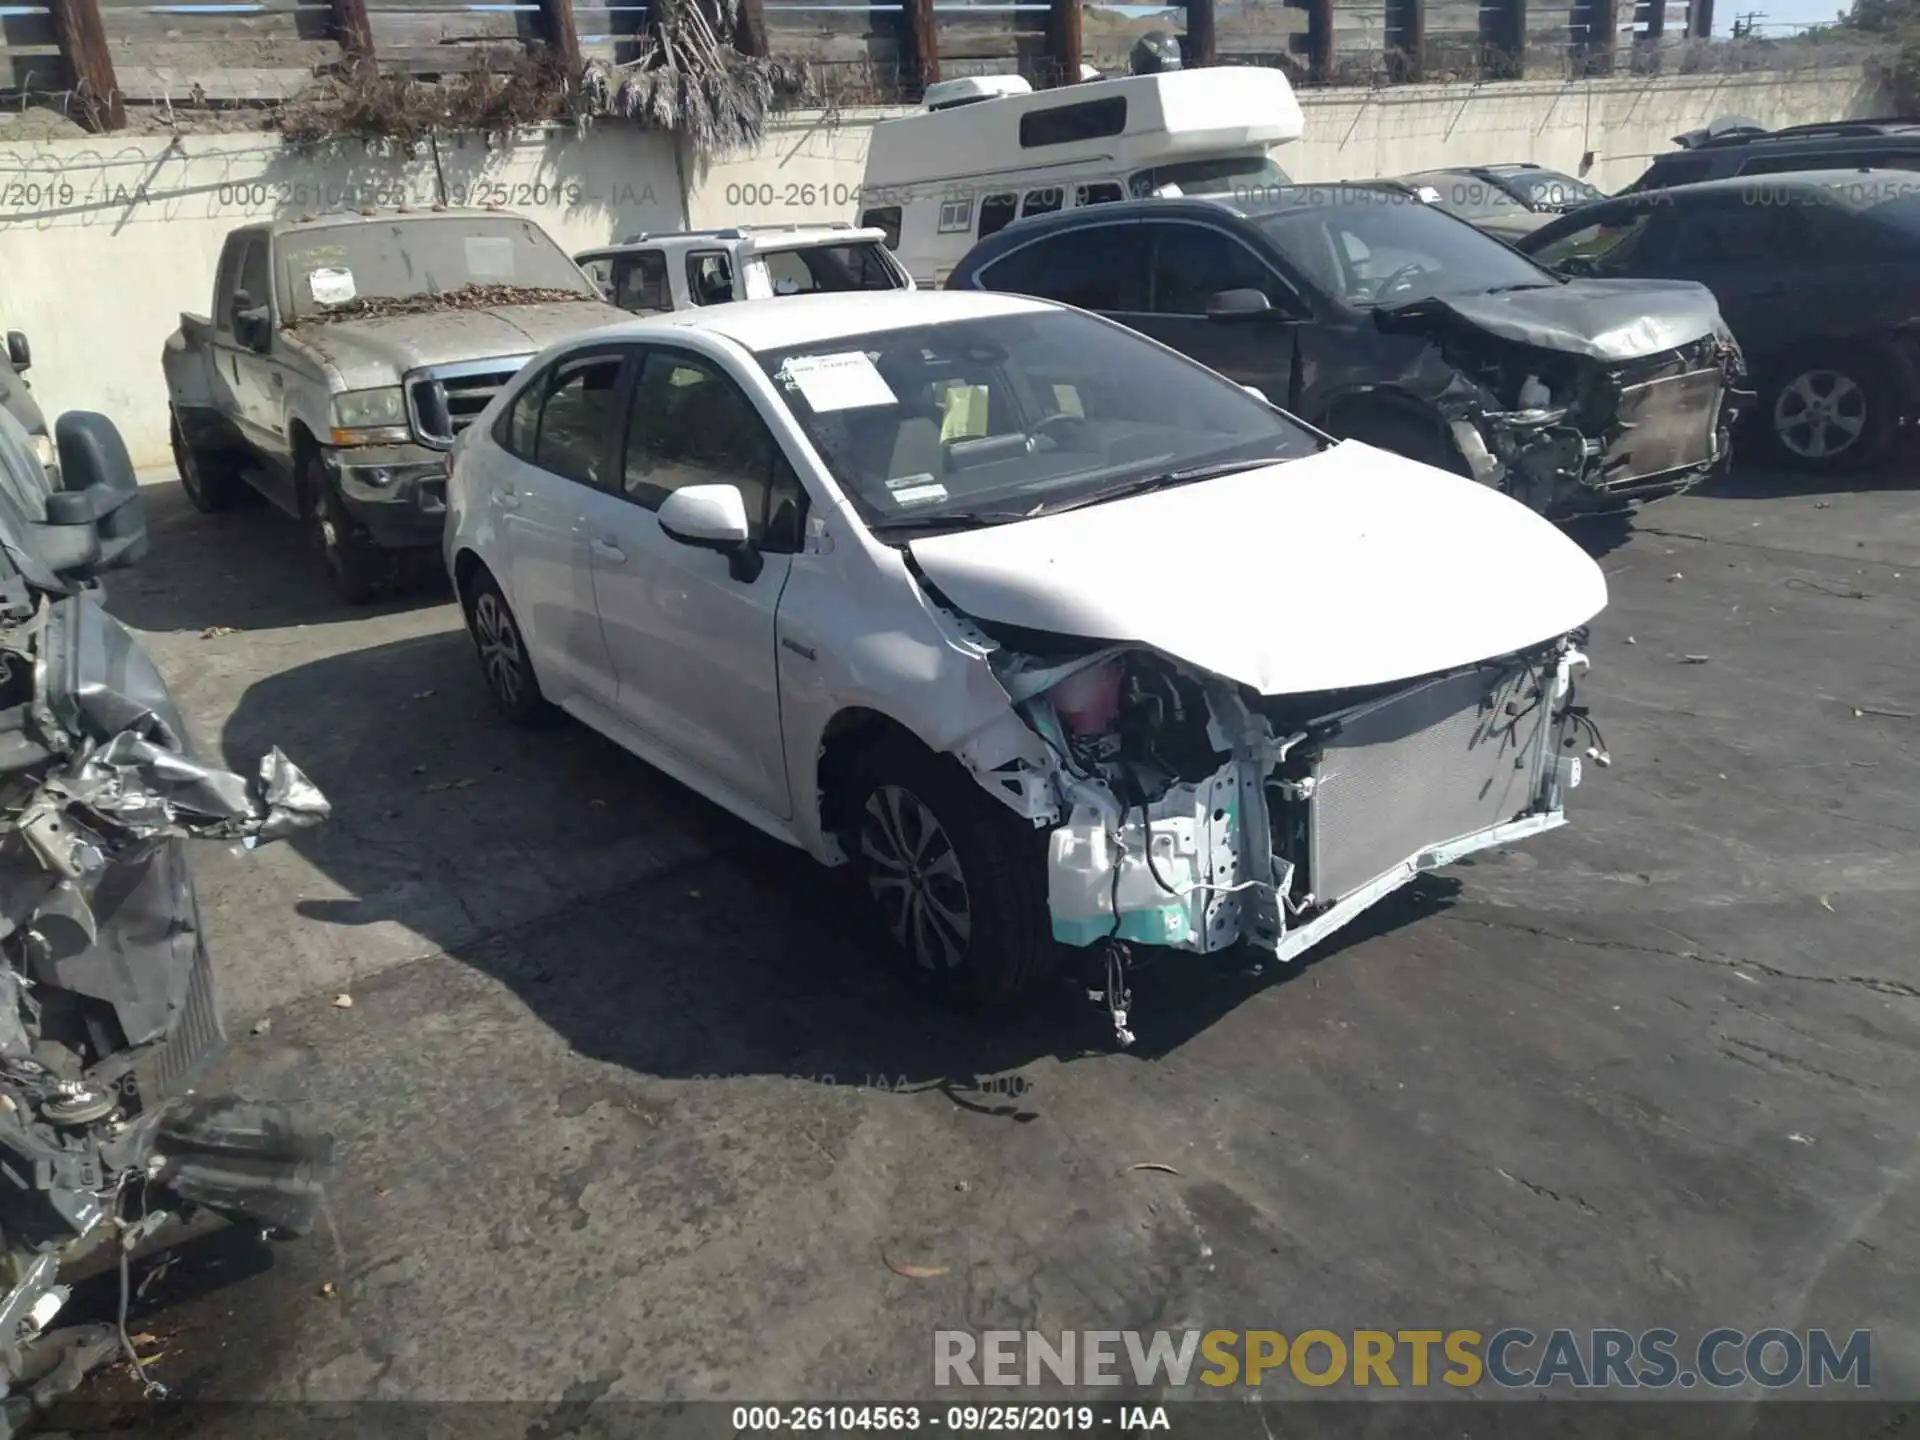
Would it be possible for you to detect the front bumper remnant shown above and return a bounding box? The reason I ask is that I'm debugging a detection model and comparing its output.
[1037,645,1587,963]
[323,443,447,549]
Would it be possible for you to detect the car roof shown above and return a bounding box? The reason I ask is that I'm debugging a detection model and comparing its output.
[1669,118,1920,153]
[1610,166,1917,201]
[577,224,871,260]
[571,289,1054,352]
[270,207,523,234]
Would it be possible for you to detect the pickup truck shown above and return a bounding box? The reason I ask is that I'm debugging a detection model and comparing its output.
[162,208,628,601]
[573,223,912,314]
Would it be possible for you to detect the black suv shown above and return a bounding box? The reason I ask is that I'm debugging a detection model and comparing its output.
[1517,168,1920,471]
[1621,119,1920,194]
[946,188,1745,519]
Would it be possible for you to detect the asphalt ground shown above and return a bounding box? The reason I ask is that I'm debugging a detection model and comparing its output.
[38,457,1920,1437]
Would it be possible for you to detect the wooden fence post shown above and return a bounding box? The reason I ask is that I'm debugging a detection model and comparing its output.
[329,0,375,64]
[535,0,582,71]
[1047,0,1082,83]
[1305,0,1332,80]
[735,0,769,56]
[47,0,123,131]
[1186,0,1215,67]
[901,0,938,97]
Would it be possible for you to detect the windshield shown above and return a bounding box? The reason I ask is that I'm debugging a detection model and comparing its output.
[756,309,1318,533]
[1130,154,1292,200]
[1404,172,1529,219]
[1499,169,1605,209]
[1252,188,1555,308]
[758,243,902,297]
[278,215,599,319]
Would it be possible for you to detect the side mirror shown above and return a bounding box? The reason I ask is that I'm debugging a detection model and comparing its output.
[230,290,271,349]
[6,332,28,372]
[1207,289,1277,323]
[40,411,147,581]
[657,483,761,583]
[1553,254,1598,278]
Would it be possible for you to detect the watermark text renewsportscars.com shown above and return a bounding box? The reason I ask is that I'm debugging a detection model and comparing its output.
[934,1328,1873,1391]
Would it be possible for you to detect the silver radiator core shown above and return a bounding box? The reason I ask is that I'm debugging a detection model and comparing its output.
[1304,661,1555,904]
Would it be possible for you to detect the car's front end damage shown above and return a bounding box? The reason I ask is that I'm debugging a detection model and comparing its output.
[899,448,1609,1044]
[0,571,334,1420]
[1375,279,1750,517]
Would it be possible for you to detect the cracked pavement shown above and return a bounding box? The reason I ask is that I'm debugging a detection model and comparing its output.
[52,462,1920,1425]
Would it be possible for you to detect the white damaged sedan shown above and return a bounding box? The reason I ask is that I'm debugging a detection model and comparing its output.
[443,291,1607,1034]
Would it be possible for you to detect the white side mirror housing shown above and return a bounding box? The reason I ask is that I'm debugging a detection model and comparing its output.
[658,483,752,547]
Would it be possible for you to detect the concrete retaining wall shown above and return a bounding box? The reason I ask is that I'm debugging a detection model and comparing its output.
[0,67,1885,467]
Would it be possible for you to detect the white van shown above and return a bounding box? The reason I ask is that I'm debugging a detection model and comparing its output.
[858,66,1305,288]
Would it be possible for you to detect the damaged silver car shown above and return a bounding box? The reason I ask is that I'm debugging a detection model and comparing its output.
[945,184,1749,519]
[0,408,332,1430]
[447,292,1610,1045]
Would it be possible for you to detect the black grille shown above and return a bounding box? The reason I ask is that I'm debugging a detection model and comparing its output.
[408,367,519,447]
[124,938,226,1111]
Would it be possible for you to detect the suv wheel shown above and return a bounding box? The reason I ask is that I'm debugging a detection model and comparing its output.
[841,733,1056,1008]
[1763,353,1892,470]
[463,568,561,728]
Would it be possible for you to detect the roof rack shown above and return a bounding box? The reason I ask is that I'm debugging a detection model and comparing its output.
[1693,118,1920,149]
[610,221,856,244]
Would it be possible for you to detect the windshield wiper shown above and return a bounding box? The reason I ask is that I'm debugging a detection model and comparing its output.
[1484,281,1557,293]
[1030,458,1278,516]
[867,508,1034,537]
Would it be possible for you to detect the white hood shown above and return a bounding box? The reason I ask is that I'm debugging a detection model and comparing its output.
[906,441,1608,696]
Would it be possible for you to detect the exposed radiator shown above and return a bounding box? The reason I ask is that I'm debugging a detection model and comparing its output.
[1303,661,1555,904]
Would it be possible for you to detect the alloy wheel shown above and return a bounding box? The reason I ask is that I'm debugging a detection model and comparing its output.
[859,784,972,971]
[472,592,526,709]
[1774,369,1867,461]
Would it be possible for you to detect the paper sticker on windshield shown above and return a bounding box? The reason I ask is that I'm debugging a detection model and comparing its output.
[780,352,897,413]
[307,267,356,305]
[464,236,516,281]
[887,475,947,506]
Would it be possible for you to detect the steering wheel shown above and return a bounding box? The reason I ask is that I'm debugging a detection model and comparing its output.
[1026,411,1087,452]
[1372,262,1428,302]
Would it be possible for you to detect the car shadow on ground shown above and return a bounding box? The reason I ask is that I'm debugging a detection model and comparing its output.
[220,629,1458,1094]
[106,479,450,635]
[1697,437,1919,501]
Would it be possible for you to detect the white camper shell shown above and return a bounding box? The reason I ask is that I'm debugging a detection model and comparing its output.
[859,66,1305,287]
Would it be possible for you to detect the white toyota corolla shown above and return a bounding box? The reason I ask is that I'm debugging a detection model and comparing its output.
[443,290,1608,1036]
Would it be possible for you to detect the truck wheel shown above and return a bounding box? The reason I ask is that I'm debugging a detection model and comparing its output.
[839,732,1057,1008]
[170,411,242,513]
[301,456,382,604]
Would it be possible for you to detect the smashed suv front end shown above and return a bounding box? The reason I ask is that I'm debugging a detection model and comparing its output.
[1376,280,1748,517]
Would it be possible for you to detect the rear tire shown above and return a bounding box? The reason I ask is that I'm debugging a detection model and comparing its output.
[840,732,1057,1008]
[169,410,243,513]
[1759,349,1893,471]
[462,567,562,729]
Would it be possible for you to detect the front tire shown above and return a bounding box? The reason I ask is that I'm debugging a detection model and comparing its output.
[301,454,382,604]
[841,733,1056,1008]
[1334,405,1469,476]
[1761,351,1893,471]
[462,569,561,729]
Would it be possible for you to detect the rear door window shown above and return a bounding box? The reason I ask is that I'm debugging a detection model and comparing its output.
[1662,201,1812,265]
[978,194,1018,239]
[976,226,1145,311]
